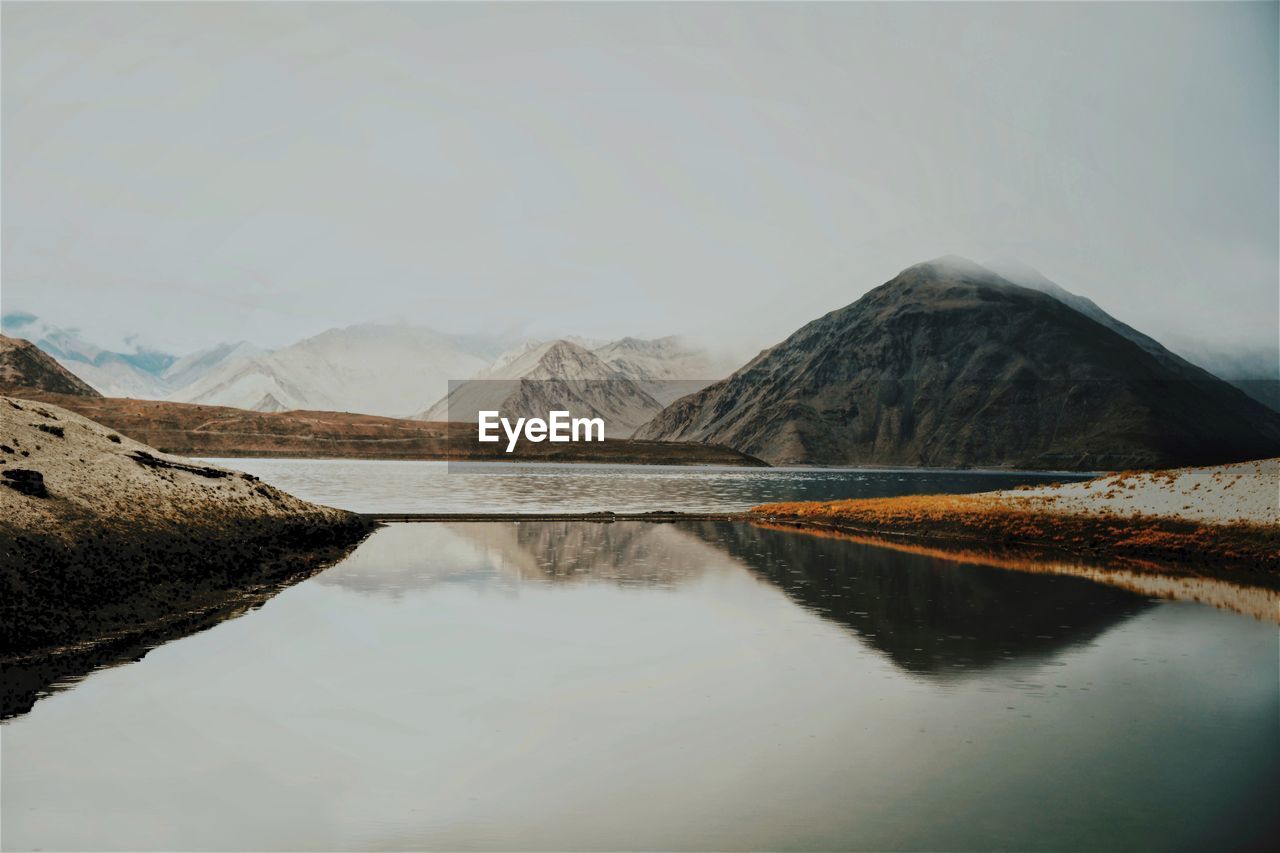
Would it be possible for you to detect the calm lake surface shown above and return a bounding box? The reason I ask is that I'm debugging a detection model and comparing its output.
[197,458,1091,513]
[3,465,1277,851]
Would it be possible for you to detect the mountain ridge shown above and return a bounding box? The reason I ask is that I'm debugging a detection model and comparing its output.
[636,257,1280,469]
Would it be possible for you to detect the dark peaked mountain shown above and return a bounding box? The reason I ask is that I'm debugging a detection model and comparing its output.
[0,335,102,397]
[636,257,1280,469]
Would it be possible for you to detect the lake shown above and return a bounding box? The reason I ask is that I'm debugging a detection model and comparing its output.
[195,458,1091,514]
[2,464,1276,851]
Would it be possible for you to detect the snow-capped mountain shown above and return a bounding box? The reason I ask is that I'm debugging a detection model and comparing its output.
[592,336,736,404]
[175,323,493,416]
[416,339,664,437]
[0,311,177,398]
[161,341,266,390]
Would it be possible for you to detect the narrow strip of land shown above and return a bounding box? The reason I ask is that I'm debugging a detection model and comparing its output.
[753,458,1278,582]
[365,511,747,522]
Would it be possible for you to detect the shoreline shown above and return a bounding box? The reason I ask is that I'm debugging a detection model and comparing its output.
[357,503,1278,594]
[750,459,1278,588]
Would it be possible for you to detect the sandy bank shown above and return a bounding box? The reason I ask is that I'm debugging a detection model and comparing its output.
[0,395,374,660]
[992,458,1277,525]
[753,459,1278,581]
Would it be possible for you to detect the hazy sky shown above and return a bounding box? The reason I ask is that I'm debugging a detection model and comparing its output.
[3,1,1277,357]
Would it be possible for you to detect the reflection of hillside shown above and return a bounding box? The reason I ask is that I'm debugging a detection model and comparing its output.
[680,520,1153,679]
[445,520,721,587]
[316,521,727,596]
[4,537,364,719]
[312,523,501,596]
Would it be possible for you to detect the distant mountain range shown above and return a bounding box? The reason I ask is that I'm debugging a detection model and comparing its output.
[170,324,501,417]
[7,260,1277,470]
[416,336,732,436]
[636,257,1280,469]
[0,312,255,400]
[417,339,663,437]
[1,312,730,421]
[0,334,102,397]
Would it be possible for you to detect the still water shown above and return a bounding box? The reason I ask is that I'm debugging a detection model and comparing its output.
[3,516,1276,850]
[198,458,1089,513]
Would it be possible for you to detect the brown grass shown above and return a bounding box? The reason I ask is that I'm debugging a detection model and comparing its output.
[752,493,1278,580]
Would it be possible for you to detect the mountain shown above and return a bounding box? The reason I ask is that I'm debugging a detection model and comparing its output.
[0,312,176,398]
[592,336,736,405]
[416,339,664,437]
[987,262,1280,414]
[1158,337,1280,414]
[175,323,492,416]
[636,257,1280,469]
[0,334,102,397]
[160,341,266,390]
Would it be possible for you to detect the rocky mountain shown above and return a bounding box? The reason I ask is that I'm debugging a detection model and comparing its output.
[987,261,1280,414]
[175,323,494,417]
[0,334,102,397]
[636,257,1280,469]
[1160,337,1280,414]
[0,312,258,400]
[592,336,736,405]
[1,312,176,398]
[417,339,664,437]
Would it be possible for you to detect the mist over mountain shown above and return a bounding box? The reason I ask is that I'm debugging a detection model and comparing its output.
[172,323,503,417]
[592,336,739,406]
[1159,336,1280,414]
[0,312,262,401]
[985,261,1280,413]
[0,334,102,397]
[1,312,175,399]
[637,258,1280,469]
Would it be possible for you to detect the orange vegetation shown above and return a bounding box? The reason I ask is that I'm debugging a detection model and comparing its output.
[750,520,1279,621]
[752,493,1278,580]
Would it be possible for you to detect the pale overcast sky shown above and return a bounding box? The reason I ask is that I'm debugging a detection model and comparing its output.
[2,1,1276,357]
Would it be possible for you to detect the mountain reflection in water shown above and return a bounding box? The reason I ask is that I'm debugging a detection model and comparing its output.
[424,520,1153,679]
[5,520,1277,852]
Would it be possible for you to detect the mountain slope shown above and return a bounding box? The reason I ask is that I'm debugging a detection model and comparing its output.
[0,312,177,398]
[636,257,1280,469]
[161,340,266,390]
[592,336,735,405]
[175,323,490,417]
[417,339,664,437]
[989,261,1280,414]
[0,335,102,397]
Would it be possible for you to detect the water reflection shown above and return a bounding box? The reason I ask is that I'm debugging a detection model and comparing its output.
[682,521,1155,678]
[317,521,725,595]
[430,519,1155,680]
[209,458,1087,514]
[4,522,1277,852]
[1,538,365,719]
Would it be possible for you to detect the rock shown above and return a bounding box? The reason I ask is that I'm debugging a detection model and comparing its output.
[2,469,48,498]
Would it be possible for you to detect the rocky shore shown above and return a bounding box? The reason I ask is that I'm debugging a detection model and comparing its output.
[753,459,1279,584]
[0,396,374,663]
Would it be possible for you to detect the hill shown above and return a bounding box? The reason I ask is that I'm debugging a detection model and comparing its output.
[0,395,371,670]
[0,335,101,397]
[637,257,1280,469]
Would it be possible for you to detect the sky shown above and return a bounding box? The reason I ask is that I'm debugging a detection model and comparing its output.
[2,1,1277,359]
